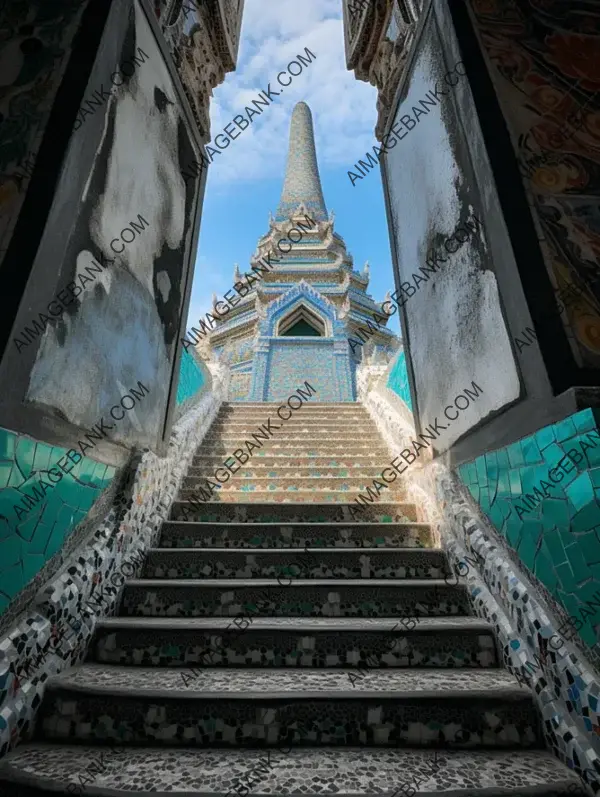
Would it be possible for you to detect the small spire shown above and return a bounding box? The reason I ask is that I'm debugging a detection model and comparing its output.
[362,261,370,279]
[234,262,241,281]
[276,102,328,222]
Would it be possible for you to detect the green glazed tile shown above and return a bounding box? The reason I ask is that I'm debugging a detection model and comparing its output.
[0,429,16,460]
[541,498,570,531]
[15,436,36,480]
[573,409,596,435]
[563,542,592,583]
[496,448,510,471]
[507,442,525,468]
[517,520,540,567]
[485,450,498,479]
[475,457,488,487]
[33,444,52,473]
[540,530,566,568]
[554,416,577,443]
[565,472,594,511]
[496,470,510,498]
[509,469,522,496]
[582,436,600,467]
[534,550,559,592]
[589,467,600,489]
[555,561,578,592]
[520,465,539,495]
[543,442,565,469]
[570,502,600,534]
[522,436,542,464]
[535,424,556,451]
[0,461,13,489]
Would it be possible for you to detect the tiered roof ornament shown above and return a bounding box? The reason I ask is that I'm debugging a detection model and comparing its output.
[204,101,399,378]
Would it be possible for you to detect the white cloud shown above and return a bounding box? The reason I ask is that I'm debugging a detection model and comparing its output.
[203,0,379,185]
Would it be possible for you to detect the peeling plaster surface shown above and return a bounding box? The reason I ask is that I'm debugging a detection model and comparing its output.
[385,35,519,452]
[26,0,196,450]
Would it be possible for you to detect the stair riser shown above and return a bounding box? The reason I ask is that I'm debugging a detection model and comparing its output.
[182,478,400,491]
[208,424,380,433]
[93,626,498,668]
[120,583,470,618]
[175,492,408,504]
[192,457,388,468]
[39,692,543,749]
[143,550,449,580]
[188,467,388,478]
[158,523,433,549]
[169,503,418,523]
[199,441,389,451]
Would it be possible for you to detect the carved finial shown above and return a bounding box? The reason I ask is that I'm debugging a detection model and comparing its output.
[362,260,370,278]
[212,292,218,310]
[384,289,391,304]
[234,262,241,281]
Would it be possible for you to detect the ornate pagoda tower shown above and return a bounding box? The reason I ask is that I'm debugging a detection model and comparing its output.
[200,101,399,401]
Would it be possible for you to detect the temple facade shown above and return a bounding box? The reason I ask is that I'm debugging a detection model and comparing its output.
[197,101,399,402]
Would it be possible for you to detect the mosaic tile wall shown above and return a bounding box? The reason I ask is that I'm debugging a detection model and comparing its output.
[435,467,600,792]
[358,369,600,789]
[387,349,413,411]
[457,407,600,651]
[468,0,600,369]
[0,429,116,616]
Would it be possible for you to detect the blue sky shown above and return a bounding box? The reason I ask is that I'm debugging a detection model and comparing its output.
[186,0,400,336]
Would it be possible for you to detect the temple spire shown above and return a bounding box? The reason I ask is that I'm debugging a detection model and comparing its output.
[275,101,328,222]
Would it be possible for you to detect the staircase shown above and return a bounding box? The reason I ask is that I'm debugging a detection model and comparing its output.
[0,402,584,795]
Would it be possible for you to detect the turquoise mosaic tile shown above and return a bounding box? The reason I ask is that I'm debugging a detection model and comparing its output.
[456,408,600,652]
[176,348,207,407]
[386,349,413,411]
[0,427,116,616]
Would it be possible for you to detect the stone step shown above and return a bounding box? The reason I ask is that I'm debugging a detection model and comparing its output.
[37,666,543,749]
[188,465,388,477]
[219,403,368,411]
[192,455,388,468]
[0,745,585,796]
[91,616,498,669]
[142,547,449,580]
[182,476,402,493]
[119,579,470,618]
[210,421,380,431]
[169,502,419,523]
[175,490,408,504]
[198,439,389,451]
[158,521,434,549]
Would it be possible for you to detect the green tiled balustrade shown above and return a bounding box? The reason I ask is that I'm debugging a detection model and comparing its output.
[0,430,116,615]
[0,349,209,617]
[457,408,600,650]
[387,350,413,411]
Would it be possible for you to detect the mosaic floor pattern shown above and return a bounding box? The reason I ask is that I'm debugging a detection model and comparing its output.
[0,403,585,794]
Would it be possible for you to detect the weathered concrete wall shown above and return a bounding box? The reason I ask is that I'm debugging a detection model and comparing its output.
[382,3,520,453]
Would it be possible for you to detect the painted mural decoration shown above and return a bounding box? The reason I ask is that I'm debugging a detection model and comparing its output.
[470,0,600,366]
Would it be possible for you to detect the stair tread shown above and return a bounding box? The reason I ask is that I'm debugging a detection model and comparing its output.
[96,615,491,630]
[49,665,523,696]
[124,577,461,587]
[162,520,432,526]
[147,546,444,553]
[0,745,582,795]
